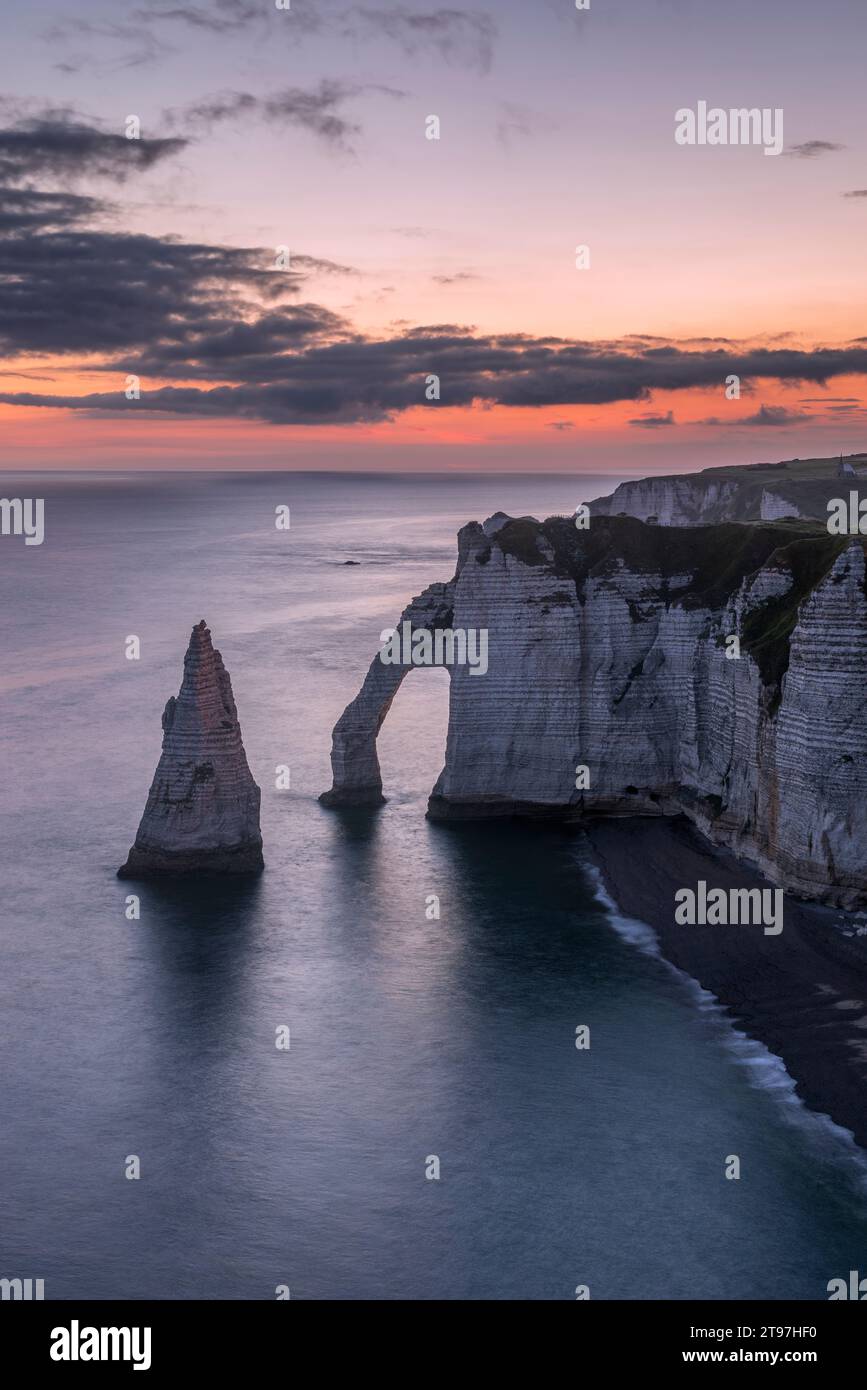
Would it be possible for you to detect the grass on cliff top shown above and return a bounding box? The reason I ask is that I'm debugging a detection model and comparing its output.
[740,532,852,700]
[494,516,552,567]
[498,514,830,605]
[637,453,867,484]
[592,453,867,523]
[494,513,855,703]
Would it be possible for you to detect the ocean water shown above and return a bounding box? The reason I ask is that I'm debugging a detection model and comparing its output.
[3,469,867,1301]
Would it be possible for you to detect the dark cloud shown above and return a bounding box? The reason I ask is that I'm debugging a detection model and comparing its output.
[0,369,58,382]
[3,153,867,427]
[629,411,675,429]
[699,404,810,428]
[843,189,867,198]
[0,116,187,185]
[0,177,342,358]
[289,255,358,277]
[738,404,810,426]
[0,188,105,232]
[783,140,844,159]
[403,321,476,336]
[6,320,867,426]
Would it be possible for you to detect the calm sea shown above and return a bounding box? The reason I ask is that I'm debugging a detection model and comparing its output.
[2,470,867,1300]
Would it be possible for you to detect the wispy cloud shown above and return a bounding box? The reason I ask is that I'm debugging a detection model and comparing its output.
[163,81,405,152]
[45,17,173,73]
[628,411,676,429]
[783,140,844,159]
[432,271,479,285]
[131,2,495,72]
[739,404,810,426]
[699,404,810,427]
[341,7,497,73]
[496,102,558,147]
[135,0,290,34]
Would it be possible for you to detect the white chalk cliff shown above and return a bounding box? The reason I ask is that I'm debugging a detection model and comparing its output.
[323,515,867,906]
[590,473,745,525]
[589,456,867,526]
[119,621,263,877]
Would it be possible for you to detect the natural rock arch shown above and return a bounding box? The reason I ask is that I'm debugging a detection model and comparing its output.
[320,581,455,806]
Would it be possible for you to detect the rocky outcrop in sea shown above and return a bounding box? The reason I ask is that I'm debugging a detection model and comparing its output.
[323,513,867,906]
[119,621,263,878]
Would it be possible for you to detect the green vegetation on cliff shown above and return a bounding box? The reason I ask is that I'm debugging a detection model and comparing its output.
[494,512,859,709]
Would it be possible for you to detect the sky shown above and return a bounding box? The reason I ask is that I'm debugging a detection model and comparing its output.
[0,0,865,472]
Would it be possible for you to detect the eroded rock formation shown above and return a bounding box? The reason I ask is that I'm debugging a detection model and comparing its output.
[323,514,867,906]
[119,621,263,878]
[319,582,455,806]
[590,472,745,525]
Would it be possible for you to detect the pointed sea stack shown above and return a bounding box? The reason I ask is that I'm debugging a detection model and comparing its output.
[118,621,264,878]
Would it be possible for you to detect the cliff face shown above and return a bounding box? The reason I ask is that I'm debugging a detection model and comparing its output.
[590,474,745,525]
[319,581,455,807]
[759,489,805,521]
[324,515,867,906]
[119,621,263,878]
[590,455,867,526]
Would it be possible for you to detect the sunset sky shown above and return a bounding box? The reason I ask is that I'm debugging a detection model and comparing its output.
[1,0,866,472]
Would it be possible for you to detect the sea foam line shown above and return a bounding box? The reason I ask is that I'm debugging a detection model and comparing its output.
[582,856,867,1193]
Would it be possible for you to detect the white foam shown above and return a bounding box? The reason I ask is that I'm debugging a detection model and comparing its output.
[583,857,867,1193]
